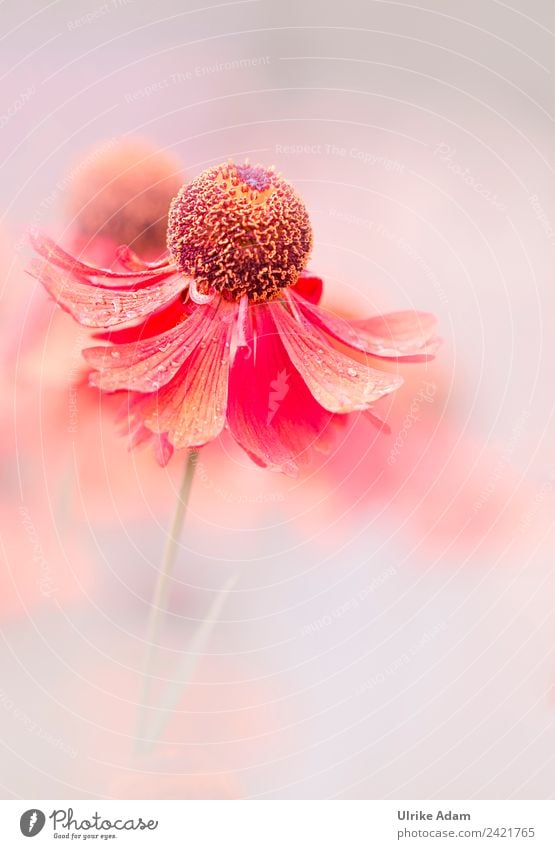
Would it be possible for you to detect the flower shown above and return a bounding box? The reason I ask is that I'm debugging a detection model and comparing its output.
[64,137,183,265]
[29,161,439,475]
[317,358,550,556]
[0,141,190,524]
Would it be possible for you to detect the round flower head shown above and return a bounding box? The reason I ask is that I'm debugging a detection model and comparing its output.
[167,162,312,302]
[29,160,440,474]
[65,137,183,261]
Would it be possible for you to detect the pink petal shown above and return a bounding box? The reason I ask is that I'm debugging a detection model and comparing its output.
[364,408,392,434]
[271,299,403,413]
[189,277,215,305]
[28,257,184,328]
[115,245,169,272]
[128,423,155,449]
[31,232,173,280]
[153,433,174,467]
[84,301,218,392]
[227,305,341,475]
[28,234,183,329]
[94,297,192,345]
[137,303,235,449]
[352,311,441,358]
[292,291,440,358]
[236,294,249,348]
[127,421,172,465]
[291,271,323,304]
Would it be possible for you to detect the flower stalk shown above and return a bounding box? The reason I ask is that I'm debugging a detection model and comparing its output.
[137,448,198,748]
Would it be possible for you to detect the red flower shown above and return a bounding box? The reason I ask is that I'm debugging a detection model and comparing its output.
[29,161,439,475]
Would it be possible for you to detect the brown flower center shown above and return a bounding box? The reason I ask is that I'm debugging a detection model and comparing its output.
[166,162,312,303]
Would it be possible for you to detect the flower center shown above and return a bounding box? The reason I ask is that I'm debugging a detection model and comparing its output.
[166,161,313,303]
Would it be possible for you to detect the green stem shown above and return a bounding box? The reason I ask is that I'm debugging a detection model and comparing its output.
[136,449,199,749]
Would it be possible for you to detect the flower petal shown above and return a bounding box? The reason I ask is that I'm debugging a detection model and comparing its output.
[271,299,403,413]
[292,291,440,358]
[136,303,235,449]
[351,311,441,358]
[291,270,323,304]
[84,301,218,392]
[126,421,174,467]
[94,296,192,345]
[153,432,174,467]
[364,408,392,434]
[115,245,169,272]
[31,232,172,280]
[28,234,183,329]
[28,257,184,328]
[227,305,341,475]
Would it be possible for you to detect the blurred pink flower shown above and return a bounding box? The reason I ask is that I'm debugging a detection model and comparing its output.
[3,139,191,521]
[29,161,439,474]
[64,137,183,266]
[319,340,547,556]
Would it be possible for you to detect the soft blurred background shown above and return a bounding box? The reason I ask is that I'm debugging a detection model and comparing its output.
[1,0,554,799]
